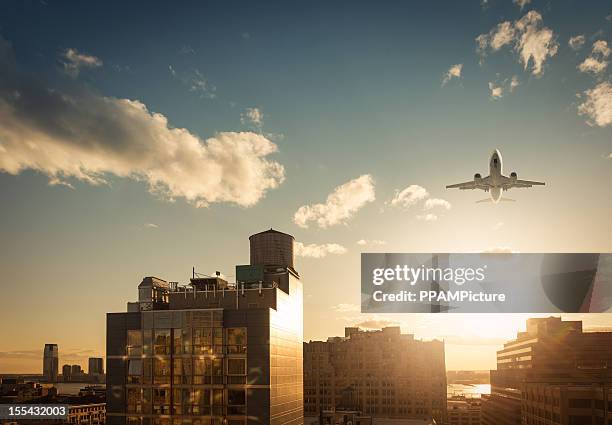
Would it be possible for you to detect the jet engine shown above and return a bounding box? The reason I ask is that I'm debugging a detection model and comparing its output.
[510,172,517,181]
[474,173,482,181]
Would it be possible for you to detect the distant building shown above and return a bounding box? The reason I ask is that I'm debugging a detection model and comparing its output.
[304,327,447,423]
[89,357,104,375]
[43,343,59,383]
[447,396,481,425]
[71,364,82,375]
[481,317,612,425]
[106,229,304,424]
[63,364,72,382]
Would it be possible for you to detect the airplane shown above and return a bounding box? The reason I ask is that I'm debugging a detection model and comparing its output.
[446,149,545,203]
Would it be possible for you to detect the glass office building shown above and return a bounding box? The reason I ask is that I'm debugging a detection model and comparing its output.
[106,229,304,425]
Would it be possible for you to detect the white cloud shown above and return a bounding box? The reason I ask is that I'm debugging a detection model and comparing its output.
[568,35,586,51]
[477,11,558,75]
[579,57,608,74]
[389,185,429,209]
[424,198,452,210]
[442,64,463,86]
[578,41,610,75]
[61,48,102,77]
[513,0,531,10]
[169,66,216,99]
[332,303,360,313]
[294,242,347,258]
[491,22,516,51]
[388,184,451,220]
[356,239,386,246]
[510,75,520,91]
[241,107,264,128]
[293,175,375,228]
[593,40,611,57]
[489,82,504,99]
[578,81,612,127]
[515,12,558,75]
[0,37,284,208]
[144,223,159,229]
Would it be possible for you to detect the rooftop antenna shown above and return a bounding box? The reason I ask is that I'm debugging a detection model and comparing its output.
[192,266,195,280]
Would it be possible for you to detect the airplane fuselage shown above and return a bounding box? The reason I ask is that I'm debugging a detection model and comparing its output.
[488,150,503,202]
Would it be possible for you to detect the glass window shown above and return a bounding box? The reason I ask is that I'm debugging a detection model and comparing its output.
[154,358,171,384]
[153,389,170,415]
[154,329,171,355]
[227,358,246,375]
[193,328,212,354]
[173,328,182,354]
[127,388,142,413]
[127,359,142,384]
[143,329,153,355]
[212,358,223,384]
[143,358,153,384]
[212,389,223,416]
[182,328,191,354]
[226,328,247,353]
[173,358,182,385]
[228,389,246,415]
[127,330,142,356]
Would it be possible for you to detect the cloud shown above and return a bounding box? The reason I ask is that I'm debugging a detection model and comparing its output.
[513,0,531,10]
[388,184,451,221]
[442,64,463,86]
[144,223,159,229]
[515,12,558,75]
[477,11,558,75]
[294,242,347,258]
[489,82,504,99]
[579,57,608,74]
[353,319,399,330]
[389,185,429,209]
[510,75,520,91]
[578,81,612,127]
[0,37,284,207]
[568,35,586,51]
[593,40,612,57]
[169,66,216,99]
[241,107,264,129]
[61,48,102,77]
[424,198,451,210]
[356,239,387,246]
[417,213,438,221]
[332,303,360,313]
[293,175,375,228]
[578,41,610,75]
[490,22,516,51]
[492,221,504,230]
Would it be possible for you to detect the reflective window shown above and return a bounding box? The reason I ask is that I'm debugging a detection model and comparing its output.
[227,389,246,415]
[226,328,247,354]
[127,359,142,384]
[154,329,171,355]
[127,330,142,356]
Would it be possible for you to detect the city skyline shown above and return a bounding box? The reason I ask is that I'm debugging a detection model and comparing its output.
[1,0,611,374]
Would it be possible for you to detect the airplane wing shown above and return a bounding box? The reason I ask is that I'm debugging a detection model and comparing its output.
[446,180,477,190]
[512,179,545,188]
[447,176,490,190]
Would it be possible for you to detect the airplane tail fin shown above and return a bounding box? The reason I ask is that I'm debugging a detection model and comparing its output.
[476,197,516,203]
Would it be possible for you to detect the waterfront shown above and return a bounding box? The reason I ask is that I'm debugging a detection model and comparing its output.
[447,383,491,398]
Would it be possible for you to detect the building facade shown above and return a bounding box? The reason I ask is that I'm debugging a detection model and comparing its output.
[43,343,59,383]
[481,317,612,425]
[303,327,447,423]
[89,357,104,375]
[447,396,481,425]
[106,229,304,425]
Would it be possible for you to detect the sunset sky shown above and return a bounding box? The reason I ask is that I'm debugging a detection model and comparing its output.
[0,0,611,373]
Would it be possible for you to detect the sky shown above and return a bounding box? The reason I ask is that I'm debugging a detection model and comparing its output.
[0,0,611,373]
